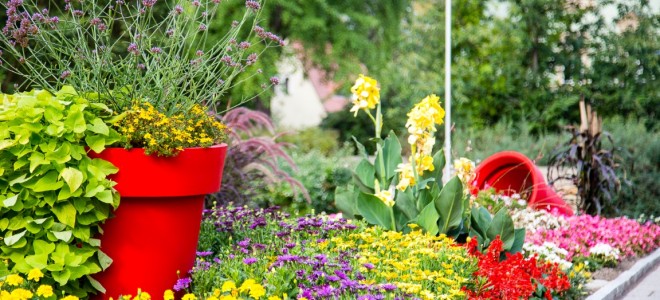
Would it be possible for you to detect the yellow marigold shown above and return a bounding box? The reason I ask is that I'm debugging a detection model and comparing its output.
[5,274,23,286]
[212,289,222,297]
[182,293,196,300]
[27,268,44,282]
[349,74,380,116]
[267,296,282,300]
[138,291,151,300]
[219,296,237,300]
[36,285,54,297]
[238,279,257,293]
[248,283,266,299]
[61,295,80,300]
[221,280,236,293]
[10,288,33,300]
[163,290,175,300]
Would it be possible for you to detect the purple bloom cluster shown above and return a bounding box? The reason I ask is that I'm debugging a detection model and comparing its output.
[194,206,397,299]
[245,0,261,11]
[253,25,284,46]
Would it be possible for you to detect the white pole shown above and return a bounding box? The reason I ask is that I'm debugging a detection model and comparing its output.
[443,0,452,184]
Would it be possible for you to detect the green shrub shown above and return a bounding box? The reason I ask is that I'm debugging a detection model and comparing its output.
[606,117,660,218]
[278,127,342,155]
[452,119,563,165]
[255,147,353,214]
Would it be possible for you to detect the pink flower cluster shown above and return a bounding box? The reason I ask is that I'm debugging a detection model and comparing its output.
[526,214,660,260]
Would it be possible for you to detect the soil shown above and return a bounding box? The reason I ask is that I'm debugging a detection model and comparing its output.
[591,257,638,281]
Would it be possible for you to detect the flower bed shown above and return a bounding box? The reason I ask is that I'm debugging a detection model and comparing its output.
[3,205,660,299]
[523,210,660,262]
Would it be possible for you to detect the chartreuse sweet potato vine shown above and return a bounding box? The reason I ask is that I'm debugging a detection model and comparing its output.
[0,87,122,297]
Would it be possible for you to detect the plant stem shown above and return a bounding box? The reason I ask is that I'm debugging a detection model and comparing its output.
[389,206,396,231]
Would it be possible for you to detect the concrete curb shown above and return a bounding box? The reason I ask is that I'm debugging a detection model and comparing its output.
[586,248,660,300]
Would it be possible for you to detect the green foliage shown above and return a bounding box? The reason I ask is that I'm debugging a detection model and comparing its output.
[452,119,563,165]
[469,207,526,255]
[0,0,273,116]
[588,0,660,123]
[194,0,410,110]
[255,147,352,214]
[278,127,342,156]
[0,88,121,296]
[605,117,660,218]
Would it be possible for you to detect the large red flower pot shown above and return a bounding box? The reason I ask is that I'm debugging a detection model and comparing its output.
[473,151,573,216]
[89,144,227,298]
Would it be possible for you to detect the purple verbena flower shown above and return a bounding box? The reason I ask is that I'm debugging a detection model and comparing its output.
[243,257,257,265]
[127,43,139,55]
[142,0,157,8]
[245,0,261,11]
[60,70,71,79]
[173,277,191,291]
[196,251,213,257]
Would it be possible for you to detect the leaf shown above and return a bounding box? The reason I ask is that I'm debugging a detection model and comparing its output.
[470,206,492,238]
[352,159,375,193]
[52,230,73,242]
[52,202,77,228]
[52,269,71,285]
[30,171,64,192]
[25,254,49,269]
[0,219,8,231]
[89,158,119,177]
[2,194,18,207]
[435,177,465,233]
[0,139,16,151]
[4,230,26,246]
[60,168,84,193]
[356,192,394,230]
[64,107,86,133]
[394,190,417,220]
[486,207,516,251]
[87,275,106,293]
[429,149,446,186]
[34,239,56,254]
[374,131,402,184]
[352,136,369,160]
[85,135,106,153]
[415,202,440,236]
[88,118,109,135]
[334,186,358,219]
[28,152,48,173]
[45,143,72,164]
[97,250,113,271]
[95,190,114,205]
[510,228,526,254]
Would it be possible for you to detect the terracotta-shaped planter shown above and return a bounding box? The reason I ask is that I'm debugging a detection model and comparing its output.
[89,144,227,298]
[473,151,573,216]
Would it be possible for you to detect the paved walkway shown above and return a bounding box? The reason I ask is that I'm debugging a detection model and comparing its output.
[622,264,660,299]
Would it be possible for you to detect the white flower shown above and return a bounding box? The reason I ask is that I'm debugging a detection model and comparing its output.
[589,243,620,260]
